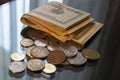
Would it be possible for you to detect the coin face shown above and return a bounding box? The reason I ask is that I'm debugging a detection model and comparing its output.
[9,61,26,73]
[11,52,25,61]
[47,50,66,65]
[20,38,33,48]
[27,29,47,40]
[67,52,87,65]
[47,42,59,51]
[27,59,45,71]
[58,43,78,57]
[31,46,50,58]
[26,46,35,58]
[81,48,100,60]
[42,63,56,74]
[34,39,48,47]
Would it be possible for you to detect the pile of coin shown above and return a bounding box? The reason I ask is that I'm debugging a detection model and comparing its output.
[9,27,100,74]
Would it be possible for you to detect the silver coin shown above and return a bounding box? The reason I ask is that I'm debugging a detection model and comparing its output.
[67,52,87,65]
[58,43,78,57]
[27,59,45,71]
[9,61,26,73]
[20,38,33,48]
[31,46,50,58]
[34,39,48,47]
[11,52,25,61]
[47,42,59,51]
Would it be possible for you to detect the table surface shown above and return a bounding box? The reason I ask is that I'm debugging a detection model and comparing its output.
[0,48,98,80]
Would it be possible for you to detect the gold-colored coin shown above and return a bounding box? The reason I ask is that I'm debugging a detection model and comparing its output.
[26,46,35,58]
[11,52,25,61]
[81,48,100,60]
[42,63,56,74]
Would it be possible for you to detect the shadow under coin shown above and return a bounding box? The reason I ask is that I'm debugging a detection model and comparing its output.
[57,64,86,72]
[8,70,25,78]
[26,69,41,78]
[86,59,99,67]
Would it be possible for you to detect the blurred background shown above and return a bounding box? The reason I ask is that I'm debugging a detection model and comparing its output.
[0,0,120,80]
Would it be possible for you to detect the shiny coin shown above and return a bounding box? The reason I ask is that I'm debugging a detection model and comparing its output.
[20,38,33,48]
[27,29,47,40]
[67,52,87,65]
[47,50,66,65]
[42,63,56,74]
[27,59,45,71]
[59,44,78,58]
[26,46,35,58]
[47,42,59,51]
[11,52,25,61]
[9,61,26,73]
[34,39,48,47]
[81,48,100,60]
[31,46,50,58]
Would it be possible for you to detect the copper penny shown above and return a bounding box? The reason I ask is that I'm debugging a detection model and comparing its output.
[47,50,66,65]
[81,48,100,60]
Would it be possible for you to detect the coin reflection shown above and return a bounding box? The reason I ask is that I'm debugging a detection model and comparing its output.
[26,69,41,78]
[8,70,25,78]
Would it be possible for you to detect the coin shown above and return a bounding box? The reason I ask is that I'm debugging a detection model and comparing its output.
[31,46,50,58]
[81,48,100,60]
[42,63,56,74]
[27,59,45,71]
[67,52,87,65]
[27,29,47,40]
[9,61,26,73]
[58,43,78,58]
[47,42,59,51]
[26,46,35,58]
[11,52,25,61]
[20,38,33,48]
[34,39,48,47]
[47,50,66,65]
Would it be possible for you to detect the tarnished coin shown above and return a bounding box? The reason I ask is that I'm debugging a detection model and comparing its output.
[42,63,56,74]
[67,52,87,65]
[34,39,48,47]
[26,46,35,58]
[11,52,25,61]
[81,48,100,60]
[27,29,47,40]
[47,50,66,65]
[59,44,78,58]
[9,61,26,73]
[47,42,59,51]
[31,46,50,58]
[27,59,45,71]
[20,38,33,48]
